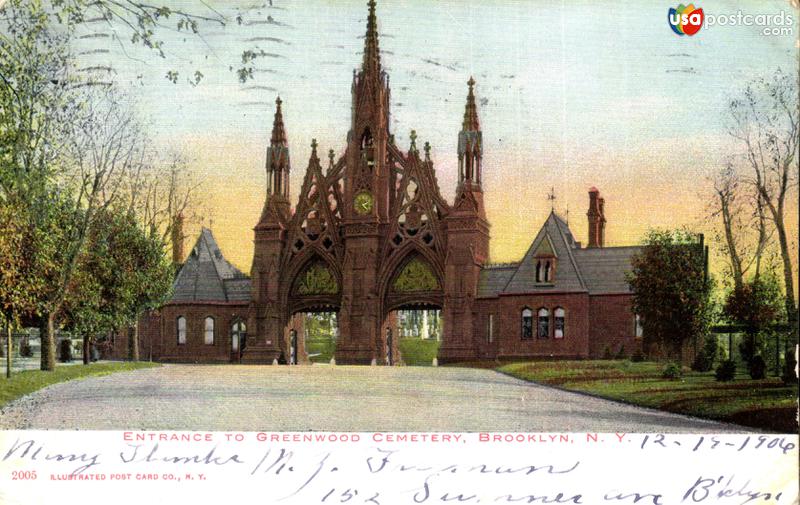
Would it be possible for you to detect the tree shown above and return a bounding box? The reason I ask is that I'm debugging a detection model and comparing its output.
[728,68,799,325]
[0,198,42,377]
[627,229,714,361]
[62,207,173,363]
[723,274,783,376]
[710,161,772,292]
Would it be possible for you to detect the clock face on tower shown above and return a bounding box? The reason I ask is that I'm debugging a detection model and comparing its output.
[354,190,374,215]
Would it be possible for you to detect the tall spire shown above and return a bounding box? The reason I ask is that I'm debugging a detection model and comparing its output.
[362,0,381,76]
[271,96,288,145]
[458,77,483,186]
[266,96,290,199]
[462,77,480,131]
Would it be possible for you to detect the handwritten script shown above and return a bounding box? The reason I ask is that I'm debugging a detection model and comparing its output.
[0,432,797,505]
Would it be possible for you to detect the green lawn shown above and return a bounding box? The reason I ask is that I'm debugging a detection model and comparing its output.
[307,337,336,363]
[498,360,798,433]
[399,338,440,366]
[0,361,160,409]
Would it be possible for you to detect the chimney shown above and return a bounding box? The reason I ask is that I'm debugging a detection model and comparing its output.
[587,187,604,248]
[171,213,185,265]
[598,197,606,247]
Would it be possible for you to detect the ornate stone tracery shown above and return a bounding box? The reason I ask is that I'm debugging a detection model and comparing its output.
[246,0,489,365]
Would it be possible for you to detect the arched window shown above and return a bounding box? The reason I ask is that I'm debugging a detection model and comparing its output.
[521,308,533,339]
[231,320,246,352]
[535,261,542,283]
[544,261,552,283]
[177,316,187,345]
[204,317,215,345]
[634,314,644,339]
[554,307,565,339]
[537,308,550,338]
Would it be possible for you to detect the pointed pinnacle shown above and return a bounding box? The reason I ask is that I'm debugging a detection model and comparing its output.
[462,77,480,131]
[271,96,287,145]
[409,130,417,151]
[362,0,381,75]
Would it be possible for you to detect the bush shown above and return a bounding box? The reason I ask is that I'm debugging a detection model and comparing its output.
[748,355,766,380]
[602,345,613,360]
[19,340,32,357]
[782,350,797,385]
[615,345,627,360]
[661,362,682,380]
[58,339,73,363]
[631,348,645,362]
[715,359,736,381]
[691,335,718,372]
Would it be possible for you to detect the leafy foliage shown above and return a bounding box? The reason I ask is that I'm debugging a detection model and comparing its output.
[724,275,784,374]
[627,229,714,361]
[63,208,173,340]
[661,362,683,380]
[748,355,766,380]
[691,335,719,372]
[715,360,736,381]
[58,338,73,363]
[781,350,797,386]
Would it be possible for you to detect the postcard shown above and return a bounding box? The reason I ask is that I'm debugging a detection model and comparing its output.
[0,0,798,503]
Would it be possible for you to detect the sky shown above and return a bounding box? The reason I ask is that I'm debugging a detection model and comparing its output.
[60,0,799,279]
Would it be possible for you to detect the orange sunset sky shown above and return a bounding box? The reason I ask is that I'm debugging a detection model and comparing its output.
[65,0,798,285]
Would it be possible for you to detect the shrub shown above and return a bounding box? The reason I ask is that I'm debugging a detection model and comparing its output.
[661,362,682,380]
[748,355,766,380]
[58,339,73,363]
[691,335,718,372]
[782,350,797,385]
[19,340,32,357]
[715,359,736,381]
[615,345,627,360]
[631,348,645,362]
[602,345,613,360]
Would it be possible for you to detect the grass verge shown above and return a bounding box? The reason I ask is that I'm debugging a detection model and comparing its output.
[498,360,798,433]
[0,361,160,409]
[399,338,440,366]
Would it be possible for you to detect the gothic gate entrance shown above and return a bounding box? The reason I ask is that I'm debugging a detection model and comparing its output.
[244,1,489,365]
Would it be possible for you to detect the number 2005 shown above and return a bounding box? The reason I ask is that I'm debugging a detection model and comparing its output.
[11,470,37,480]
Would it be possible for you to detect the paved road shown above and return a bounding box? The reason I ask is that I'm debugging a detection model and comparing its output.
[0,364,750,432]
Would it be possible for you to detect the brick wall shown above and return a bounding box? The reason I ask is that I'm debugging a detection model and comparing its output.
[588,294,642,359]
[157,302,250,363]
[475,293,590,359]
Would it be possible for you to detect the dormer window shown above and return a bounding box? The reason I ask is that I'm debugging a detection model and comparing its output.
[533,235,557,284]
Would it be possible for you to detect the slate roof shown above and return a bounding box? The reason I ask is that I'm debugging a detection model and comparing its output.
[573,246,640,294]
[171,228,251,303]
[478,211,642,297]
